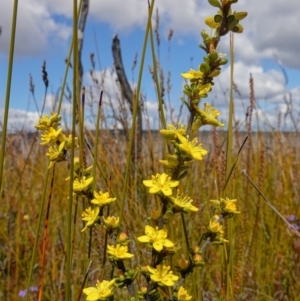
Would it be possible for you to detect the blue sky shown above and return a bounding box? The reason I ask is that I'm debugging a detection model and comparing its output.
[0,0,300,132]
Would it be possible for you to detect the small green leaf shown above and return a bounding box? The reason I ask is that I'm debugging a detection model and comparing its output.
[218,58,228,65]
[208,0,221,8]
[214,14,222,23]
[178,170,188,180]
[231,23,244,33]
[201,29,209,40]
[209,69,221,77]
[227,19,239,30]
[234,11,248,20]
[200,62,211,74]
[226,15,236,23]
[209,51,218,61]
[199,45,208,53]
[204,56,210,64]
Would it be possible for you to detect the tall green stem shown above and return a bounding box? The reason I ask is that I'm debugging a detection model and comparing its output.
[66,0,79,299]
[118,0,155,227]
[0,0,18,190]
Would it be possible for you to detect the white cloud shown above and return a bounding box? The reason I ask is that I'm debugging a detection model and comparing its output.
[0,109,39,132]
[1,0,299,69]
[0,0,71,56]
[218,61,286,101]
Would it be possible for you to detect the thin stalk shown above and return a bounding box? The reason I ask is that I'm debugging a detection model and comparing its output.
[0,0,18,190]
[118,0,155,228]
[225,33,235,300]
[76,260,92,301]
[148,18,167,130]
[38,167,56,301]
[89,91,103,259]
[26,170,50,301]
[92,91,103,192]
[66,0,79,299]
[57,0,83,115]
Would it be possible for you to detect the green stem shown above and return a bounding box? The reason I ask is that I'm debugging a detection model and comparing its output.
[26,170,50,301]
[118,0,155,228]
[0,0,18,191]
[66,0,79,299]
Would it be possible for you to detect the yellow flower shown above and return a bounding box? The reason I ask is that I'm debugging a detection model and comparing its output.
[208,215,223,233]
[195,103,224,127]
[40,127,63,145]
[107,244,134,261]
[143,173,179,197]
[160,124,186,140]
[73,176,93,193]
[177,286,192,301]
[81,207,100,232]
[198,83,211,96]
[181,69,203,80]
[35,112,61,130]
[177,134,208,161]
[83,279,115,301]
[210,197,240,214]
[46,142,66,168]
[91,191,116,207]
[137,225,174,252]
[147,265,179,287]
[221,197,240,214]
[62,134,79,149]
[204,15,221,29]
[171,192,198,213]
[103,216,119,232]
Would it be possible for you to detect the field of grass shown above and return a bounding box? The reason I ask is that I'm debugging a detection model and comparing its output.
[1,1,300,301]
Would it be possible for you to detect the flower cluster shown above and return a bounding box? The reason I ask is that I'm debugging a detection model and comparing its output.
[80,190,116,232]
[83,279,115,301]
[35,0,247,300]
[210,197,240,216]
[35,112,78,169]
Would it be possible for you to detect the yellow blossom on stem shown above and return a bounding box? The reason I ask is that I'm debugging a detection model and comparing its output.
[73,176,93,193]
[210,197,240,214]
[160,124,186,140]
[40,127,63,145]
[103,216,119,232]
[205,14,221,30]
[83,279,115,301]
[177,134,208,161]
[208,215,223,233]
[62,134,79,149]
[35,112,61,130]
[107,244,134,261]
[194,103,225,127]
[81,207,100,232]
[147,265,179,287]
[143,173,179,197]
[220,197,240,214]
[171,192,199,213]
[177,286,192,301]
[91,191,116,207]
[46,142,66,168]
[198,83,211,96]
[137,225,174,252]
[181,69,203,80]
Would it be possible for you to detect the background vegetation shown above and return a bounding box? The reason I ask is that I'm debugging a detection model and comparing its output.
[1,0,300,300]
